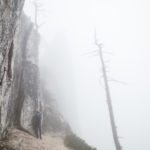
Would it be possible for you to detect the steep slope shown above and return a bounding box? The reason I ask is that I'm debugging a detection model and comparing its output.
[0,129,72,150]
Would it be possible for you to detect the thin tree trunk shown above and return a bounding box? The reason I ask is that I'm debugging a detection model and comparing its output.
[96,42,122,150]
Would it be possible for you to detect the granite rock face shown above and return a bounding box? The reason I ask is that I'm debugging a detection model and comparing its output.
[0,11,69,136]
[0,0,70,139]
[0,13,39,132]
[0,0,25,134]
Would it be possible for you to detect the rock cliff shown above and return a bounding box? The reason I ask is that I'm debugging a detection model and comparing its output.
[0,1,96,150]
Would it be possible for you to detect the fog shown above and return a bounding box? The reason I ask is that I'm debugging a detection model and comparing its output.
[24,0,150,150]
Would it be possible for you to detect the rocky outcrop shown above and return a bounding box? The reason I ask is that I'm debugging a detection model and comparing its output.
[0,2,96,150]
[0,0,25,135]
[7,14,39,130]
[0,11,70,137]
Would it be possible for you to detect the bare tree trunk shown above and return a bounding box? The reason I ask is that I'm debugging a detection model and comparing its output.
[95,41,122,150]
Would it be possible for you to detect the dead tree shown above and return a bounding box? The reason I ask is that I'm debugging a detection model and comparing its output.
[95,34,122,150]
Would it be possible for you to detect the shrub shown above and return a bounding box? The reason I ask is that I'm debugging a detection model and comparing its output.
[64,133,97,150]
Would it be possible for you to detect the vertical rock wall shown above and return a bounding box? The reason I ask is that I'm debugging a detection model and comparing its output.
[11,14,40,131]
[0,1,71,136]
[0,0,25,134]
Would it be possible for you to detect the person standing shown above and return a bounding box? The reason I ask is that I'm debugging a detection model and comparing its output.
[32,111,42,139]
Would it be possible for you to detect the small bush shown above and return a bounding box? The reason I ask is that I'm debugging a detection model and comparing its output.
[64,133,97,150]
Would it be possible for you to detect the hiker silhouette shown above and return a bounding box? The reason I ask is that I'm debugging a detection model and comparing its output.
[32,111,42,139]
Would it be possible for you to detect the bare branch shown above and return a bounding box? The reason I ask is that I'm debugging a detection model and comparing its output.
[108,78,127,85]
[81,50,98,56]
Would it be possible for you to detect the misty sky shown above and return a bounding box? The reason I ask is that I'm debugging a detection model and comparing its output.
[24,0,150,150]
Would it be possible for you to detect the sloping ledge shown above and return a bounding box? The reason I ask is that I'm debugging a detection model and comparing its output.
[0,129,71,150]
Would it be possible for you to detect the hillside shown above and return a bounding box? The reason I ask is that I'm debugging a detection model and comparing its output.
[0,129,72,150]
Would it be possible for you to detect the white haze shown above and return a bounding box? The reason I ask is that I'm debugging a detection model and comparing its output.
[24,0,150,150]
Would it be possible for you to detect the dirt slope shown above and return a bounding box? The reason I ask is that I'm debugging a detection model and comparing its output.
[0,129,71,150]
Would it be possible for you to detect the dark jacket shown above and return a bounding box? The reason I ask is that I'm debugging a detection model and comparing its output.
[32,111,42,128]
